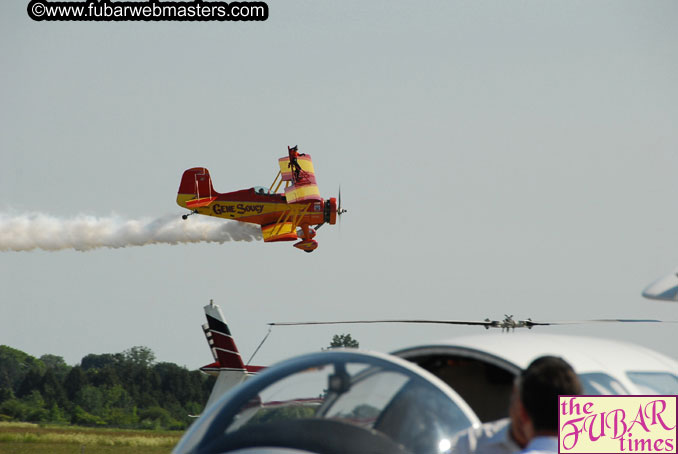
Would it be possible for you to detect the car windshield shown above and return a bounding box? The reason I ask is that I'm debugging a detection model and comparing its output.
[626,372,678,395]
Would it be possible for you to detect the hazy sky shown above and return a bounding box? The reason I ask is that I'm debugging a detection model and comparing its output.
[1,1,677,370]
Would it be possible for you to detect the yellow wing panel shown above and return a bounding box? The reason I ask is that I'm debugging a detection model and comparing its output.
[285,184,321,203]
[261,222,298,242]
[279,155,316,181]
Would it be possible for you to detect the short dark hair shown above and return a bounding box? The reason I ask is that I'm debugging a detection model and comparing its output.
[519,356,582,432]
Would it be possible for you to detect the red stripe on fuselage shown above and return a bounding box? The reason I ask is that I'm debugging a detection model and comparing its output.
[210,189,325,226]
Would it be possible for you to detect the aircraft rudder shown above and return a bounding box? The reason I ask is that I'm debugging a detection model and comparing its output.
[177,167,216,207]
[199,300,265,412]
[203,301,246,370]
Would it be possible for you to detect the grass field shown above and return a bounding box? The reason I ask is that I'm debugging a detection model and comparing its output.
[0,422,183,454]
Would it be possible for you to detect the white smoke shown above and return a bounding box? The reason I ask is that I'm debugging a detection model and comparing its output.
[0,213,262,252]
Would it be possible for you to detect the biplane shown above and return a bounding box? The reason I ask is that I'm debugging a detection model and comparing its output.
[177,146,345,252]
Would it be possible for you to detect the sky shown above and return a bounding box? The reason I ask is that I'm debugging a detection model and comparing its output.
[1,0,677,371]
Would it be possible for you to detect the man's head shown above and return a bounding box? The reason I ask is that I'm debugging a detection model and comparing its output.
[509,356,582,440]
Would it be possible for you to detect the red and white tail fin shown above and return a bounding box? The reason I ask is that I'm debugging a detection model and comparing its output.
[200,300,263,410]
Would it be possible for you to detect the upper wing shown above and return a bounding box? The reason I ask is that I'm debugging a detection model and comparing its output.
[278,154,322,203]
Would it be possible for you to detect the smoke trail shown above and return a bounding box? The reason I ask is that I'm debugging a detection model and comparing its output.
[0,213,262,252]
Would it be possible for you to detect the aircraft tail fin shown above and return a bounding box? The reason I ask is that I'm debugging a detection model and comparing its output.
[200,300,263,410]
[177,167,217,208]
[201,300,246,372]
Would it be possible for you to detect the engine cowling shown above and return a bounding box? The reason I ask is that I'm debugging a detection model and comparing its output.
[325,198,337,225]
[297,228,316,239]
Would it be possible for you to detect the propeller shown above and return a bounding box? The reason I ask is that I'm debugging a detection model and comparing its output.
[314,187,348,231]
[268,317,678,330]
[337,186,347,218]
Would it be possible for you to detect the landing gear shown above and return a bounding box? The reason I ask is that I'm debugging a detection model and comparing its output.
[294,226,319,252]
[294,239,318,252]
[182,210,198,220]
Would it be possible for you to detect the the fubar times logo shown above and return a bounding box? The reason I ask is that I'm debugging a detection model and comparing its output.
[559,396,677,454]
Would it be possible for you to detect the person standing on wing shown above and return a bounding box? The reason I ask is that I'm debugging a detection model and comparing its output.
[288,145,302,181]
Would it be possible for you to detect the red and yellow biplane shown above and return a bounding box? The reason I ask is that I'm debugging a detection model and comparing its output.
[177,146,345,252]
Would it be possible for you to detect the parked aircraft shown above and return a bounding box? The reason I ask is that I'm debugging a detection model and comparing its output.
[642,268,678,301]
[177,349,482,454]
[394,332,678,423]
[192,302,678,453]
[199,300,264,410]
[179,332,677,454]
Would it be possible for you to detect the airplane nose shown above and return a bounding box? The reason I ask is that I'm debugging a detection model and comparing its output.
[642,269,678,301]
[327,197,337,225]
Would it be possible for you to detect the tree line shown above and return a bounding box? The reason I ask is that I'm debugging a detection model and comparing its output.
[0,334,359,430]
[0,345,213,430]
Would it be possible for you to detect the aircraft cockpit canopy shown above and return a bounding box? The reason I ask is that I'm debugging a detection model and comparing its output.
[253,186,270,195]
[174,350,480,454]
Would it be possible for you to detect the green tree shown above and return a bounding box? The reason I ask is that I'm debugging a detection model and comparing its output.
[138,406,182,430]
[329,334,359,349]
[100,385,136,427]
[0,344,216,429]
[0,345,45,393]
[102,384,134,410]
[17,369,44,398]
[81,352,124,370]
[71,405,105,426]
[0,398,28,420]
[76,385,104,416]
[39,369,68,408]
[22,390,48,422]
[0,369,12,392]
[39,354,70,380]
[63,366,88,401]
[105,406,138,427]
[0,386,14,403]
[47,402,69,424]
[87,366,120,387]
[123,346,155,367]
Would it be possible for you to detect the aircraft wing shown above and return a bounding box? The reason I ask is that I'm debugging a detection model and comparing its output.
[261,221,298,243]
[278,154,322,203]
